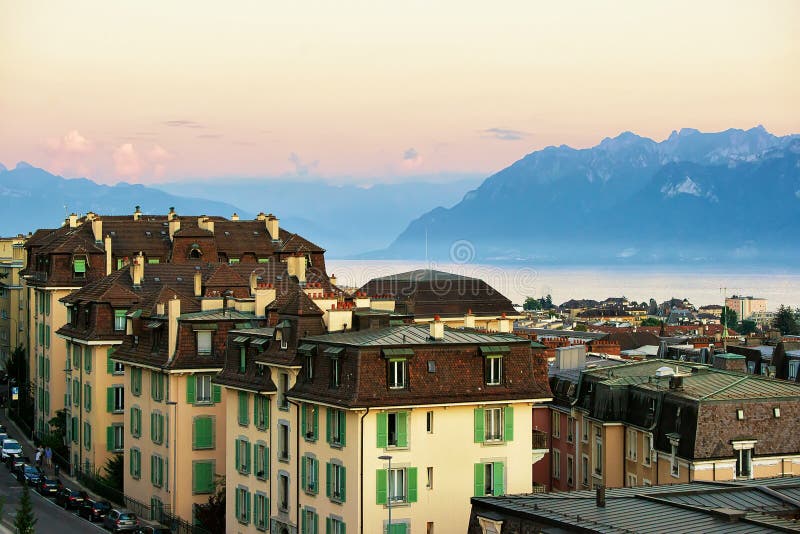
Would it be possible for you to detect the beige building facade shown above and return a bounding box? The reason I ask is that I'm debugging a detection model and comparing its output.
[0,235,26,363]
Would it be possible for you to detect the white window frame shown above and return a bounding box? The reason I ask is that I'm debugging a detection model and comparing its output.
[551,411,560,439]
[112,424,124,451]
[388,359,407,389]
[331,463,344,501]
[113,385,125,412]
[581,455,589,487]
[388,467,407,503]
[566,454,574,487]
[197,330,212,356]
[486,356,502,386]
[552,448,561,479]
[788,360,799,380]
[485,407,503,442]
[627,428,637,461]
[196,375,212,403]
[236,487,248,523]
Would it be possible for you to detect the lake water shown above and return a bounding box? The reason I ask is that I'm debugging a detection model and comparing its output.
[326,260,800,310]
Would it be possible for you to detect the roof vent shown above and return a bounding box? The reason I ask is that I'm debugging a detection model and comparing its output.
[655,366,675,378]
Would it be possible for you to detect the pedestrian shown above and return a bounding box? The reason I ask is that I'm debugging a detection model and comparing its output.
[35,447,43,468]
[45,446,52,469]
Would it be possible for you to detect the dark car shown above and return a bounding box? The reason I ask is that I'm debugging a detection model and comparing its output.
[55,487,87,510]
[35,476,60,496]
[6,455,29,471]
[134,526,170,534]
[78,499,111,522]
[16,464,43,485]
[103,509,139,533]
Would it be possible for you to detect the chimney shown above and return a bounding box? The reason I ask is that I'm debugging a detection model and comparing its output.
[286,254,306,284]
[133,205,141,221]
[498,312,512,333]
[329,273,337,286]
[430,315,444,340]
[254,285,277,317]
[167,297,180,359]
[464,308,476,329]
[131,252,144,287]
[194,271,202,297]
[712,353,746,373]
[168,217,181,241]
[68,213,78,228]
[104,234,112,275]
[266,214,280,241]
[86,211,96,221]
[167,207,176,221]
[669,375,684,391]
[91,217,103,243]
[231,212,239,221]
[256,212,267,221]
[596,485,606,508]
[198,216,214,234]
[249,272,258,295]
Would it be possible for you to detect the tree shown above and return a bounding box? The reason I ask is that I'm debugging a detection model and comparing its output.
[4,344,26,384]
[194,476,225,534]
[103,453,124,492]
[523,297,542,311]
[721,307,738,330]
[773,305,800,335]
[640,318,663,327]
[14,480,37,534]
[738,320,758,335]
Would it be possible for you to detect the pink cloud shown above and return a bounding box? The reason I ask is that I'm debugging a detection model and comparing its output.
[43,130,96,176]
[113,143,142,178]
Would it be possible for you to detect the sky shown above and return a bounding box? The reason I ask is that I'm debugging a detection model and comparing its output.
[0,0,798,185]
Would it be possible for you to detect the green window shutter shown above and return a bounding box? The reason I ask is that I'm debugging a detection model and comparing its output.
[246,491,251,523]
[106,426,114,451]
[85,346,91,372]
[493,462,505,496]
[235,489,240,522]
[407,467,417,502]
[238,393,247,425]
[474,463,484,497]
[339,411,347,447]
[107,348,115,373]
[151,413,156,442]
[264,447,270,477]
[301,456,307,490]
[313,459,319,494]
[245,441,251,474]
[301,404,307,436]
[474,408,485,443]
[186,375,195,404]
[325,408,332,443]
[106,387,114,412]
[326,518,332,534]
[129,451,135,477]
[159,414,164,443]
[46,325,50,348]
[340,466,346,502]
[301,510,306,534]
[212,384,221,403]
[325,462,333,498]
[85,384,91,411]
[376,412,387,448]
[235,438,241,470]
[74,259,86,273]
[313,511,318,534]
[375,468,387,505]
[397,412,408,447]
[504,406,514,441]
[313,406,319,440]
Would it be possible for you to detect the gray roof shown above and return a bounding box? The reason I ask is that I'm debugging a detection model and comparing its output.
[368,269,478,282]
[303,324,525,347]
[178,309,257,321]
[518,328,608,341]
[472,477,800,533]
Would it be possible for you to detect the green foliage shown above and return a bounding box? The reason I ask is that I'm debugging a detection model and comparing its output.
[640,318,662,327]
[14,481,37,534]
[194,476,226,534]
[103,453,124,492]
[573,323,588,332]
[4,344,26,383]
[721,307,738,330]
[738,320,758,335]
[772,305,800,335]
[523,295,554,311]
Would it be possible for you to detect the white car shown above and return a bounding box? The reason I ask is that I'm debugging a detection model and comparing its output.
[1,439,22,460]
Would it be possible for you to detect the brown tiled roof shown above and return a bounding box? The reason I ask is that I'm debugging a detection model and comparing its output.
[605,331,662,351]
[279,290,323,316]
[213,331,278,393]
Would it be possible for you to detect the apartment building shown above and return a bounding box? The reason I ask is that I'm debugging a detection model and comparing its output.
[540,357,800,493]
[0,235,26,362]
[23,207,323,442]
[725,295,768,320]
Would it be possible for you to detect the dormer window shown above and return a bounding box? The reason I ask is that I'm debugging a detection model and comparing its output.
[276,320,291,350]
[114,310,127,331]
[485,356,502,386]
[189,244,202,260]
[73,256,87,278]
[325,346,344,389]
[239,346,246,373]
[388,360,407,389]
[197,330,212,355]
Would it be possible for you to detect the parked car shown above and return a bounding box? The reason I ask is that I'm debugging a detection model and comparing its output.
[0,433,9,444]
[6,455,29,471]
[78,499,111,522]
[55,487,86,510]
[0,424,7,433]
[103,509,140,533]
[134,526,170,534]
[35,476,60,496]
[1,438,22,460]
[16,464,43,485]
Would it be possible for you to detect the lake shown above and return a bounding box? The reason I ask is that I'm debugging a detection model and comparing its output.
[326,260,800,310]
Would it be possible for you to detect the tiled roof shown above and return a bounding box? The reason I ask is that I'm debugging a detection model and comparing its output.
[278,290,323,317]
[303,324,526,347]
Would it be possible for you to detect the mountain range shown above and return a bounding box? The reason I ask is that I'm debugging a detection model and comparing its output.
[379,126,800,265]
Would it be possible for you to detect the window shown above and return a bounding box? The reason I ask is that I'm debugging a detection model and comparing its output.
[279,423,290,461]
[643,478,651,487]
[327,408,346,447]
[254,395,269,430]
[327,517,346,534]
[130,407,142,438]
[151,371,164,402]
[567,455,574,487]
[197,330,212,355]
[278,473,290,511]
[195,374,213,403]
[426,411,434,434]
[302,403,319,441]
[643,434,653,466]
[238,392,250,426]
[108,348,124,375]
[737,408,744,420]
[627,428,638,460]
[236,487,251,524]
[567,417,575,443]
[485,356,502,385]
[330,358,341,388]
[582,455,589,486]
[473,462,504,497]
[474,406,513,444]
[388,359,407,389]
[551,411,561,438]
[594,431,603,476]
[84,421,92,450]
[131,367,142,396]
[239,347,247,373]
[670,443,679,477]
[84,383,92,412]
[73,257,87,278]
[108,385,124,413]
[301,508,318,534]
[627,473,637,487]
[193,416,215,449]
[84,346,91,373]
[789,360,799,380]
[114,310,127,331]
[774,407,781,418]
[130,448,141,479]
[254,493,269,530]
[377,411,408,448]
[747,361,756,374]
[236,438,251,475]
[552,448,561,479]
[108,424,124,451]
[303,455,318,494]
[582,418,589,442]
[151,454,164,487]
[254,442,269,480]
[376,467,418,504]
[735,446,753,478]
[151,411,165,444]
[279,373,289,409]
[426,466,433,489]
[328,462,346,502]
[192,460,215,494]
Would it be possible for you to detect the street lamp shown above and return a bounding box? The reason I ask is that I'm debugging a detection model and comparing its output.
[166,399,178,522]
[378,455,393,534]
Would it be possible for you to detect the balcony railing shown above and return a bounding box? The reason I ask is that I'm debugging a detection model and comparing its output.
[532,430,548,450]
